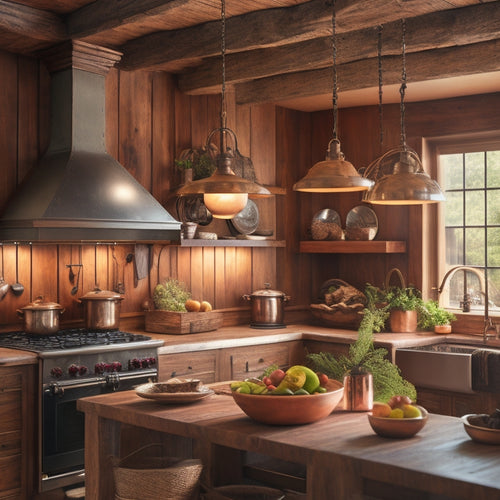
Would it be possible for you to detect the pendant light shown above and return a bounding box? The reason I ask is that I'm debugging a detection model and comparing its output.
[176,0,270,219]
[293,0,373,193]
[363,19,445,205]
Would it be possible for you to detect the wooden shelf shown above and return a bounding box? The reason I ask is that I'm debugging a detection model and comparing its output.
[299,240,406,254]
[180,239,286,248]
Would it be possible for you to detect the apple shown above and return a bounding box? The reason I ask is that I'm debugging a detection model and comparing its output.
[269,369,286,386]
[317,372,329,387]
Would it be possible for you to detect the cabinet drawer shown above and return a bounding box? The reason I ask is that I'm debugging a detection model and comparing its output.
[0,373,22,392]
[158,351,218,383]
[0,454,21,492]
[229,344,290,380]
[0,392,22,433]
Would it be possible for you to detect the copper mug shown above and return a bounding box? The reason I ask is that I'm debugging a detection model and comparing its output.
[343,366,373,411]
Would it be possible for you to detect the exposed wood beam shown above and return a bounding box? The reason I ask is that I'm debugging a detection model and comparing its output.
[179,1,500,95]
[235,39,500,106]
[0,0,65,42]
[67,0,193,38]
[119,0,488,71]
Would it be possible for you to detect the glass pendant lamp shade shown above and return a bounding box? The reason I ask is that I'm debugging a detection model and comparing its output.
[293,139,373,192]
[364,149,445,205]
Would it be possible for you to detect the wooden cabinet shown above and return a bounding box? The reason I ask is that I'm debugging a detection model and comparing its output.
[158,350,219,383]
[0,364,36,500]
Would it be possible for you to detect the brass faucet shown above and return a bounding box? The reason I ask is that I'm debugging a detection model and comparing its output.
[436,265,497,343]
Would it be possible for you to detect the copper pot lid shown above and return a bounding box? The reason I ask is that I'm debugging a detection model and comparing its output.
[80,288,124,301]
[21,295,64,310]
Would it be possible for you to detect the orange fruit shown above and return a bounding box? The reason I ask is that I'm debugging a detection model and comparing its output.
[372,402,392,418]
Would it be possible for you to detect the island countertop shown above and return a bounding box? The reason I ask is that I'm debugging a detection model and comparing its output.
[78,387,500,500]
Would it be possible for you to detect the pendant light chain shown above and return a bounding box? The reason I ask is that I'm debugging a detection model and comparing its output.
[399,18,407,150]
[331,0,338,141]
[377,24,384,146]
[220,0,227,139]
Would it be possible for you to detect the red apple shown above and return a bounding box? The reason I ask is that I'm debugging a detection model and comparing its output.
[317,372,329,387]
[269,369,286,386]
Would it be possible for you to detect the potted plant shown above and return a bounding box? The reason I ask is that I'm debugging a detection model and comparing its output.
[175,145,217,184]
[384,285,424,333]
[419,299,456,334]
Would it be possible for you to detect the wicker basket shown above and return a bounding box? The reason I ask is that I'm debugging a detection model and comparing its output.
[112,444,203,500]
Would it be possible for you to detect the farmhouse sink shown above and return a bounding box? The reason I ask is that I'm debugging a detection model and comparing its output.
[396,344,479,394]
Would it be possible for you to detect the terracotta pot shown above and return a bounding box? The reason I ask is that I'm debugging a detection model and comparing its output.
[434,324,452,334]
[390,309,417,333]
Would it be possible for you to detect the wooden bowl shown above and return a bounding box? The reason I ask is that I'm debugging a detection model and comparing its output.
[462,414,500,444]
[231,379,344,425]
[367,405,428,438]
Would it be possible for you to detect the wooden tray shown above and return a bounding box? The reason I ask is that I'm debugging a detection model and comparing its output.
[145,309,223,334]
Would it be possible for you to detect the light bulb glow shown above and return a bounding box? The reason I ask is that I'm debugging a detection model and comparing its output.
[204,193,248,219]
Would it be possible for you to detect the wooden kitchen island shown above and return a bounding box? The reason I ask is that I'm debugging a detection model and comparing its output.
[77,388,500,500]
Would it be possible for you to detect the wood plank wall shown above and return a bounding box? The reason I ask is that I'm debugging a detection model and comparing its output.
[0,47,499,331]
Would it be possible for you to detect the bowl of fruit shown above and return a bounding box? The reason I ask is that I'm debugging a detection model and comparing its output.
[367,396,428,438]
[230,365,344,425]
[462,409,500,444]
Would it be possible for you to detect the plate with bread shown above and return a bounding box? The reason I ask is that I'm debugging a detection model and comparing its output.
[135,378,214,404]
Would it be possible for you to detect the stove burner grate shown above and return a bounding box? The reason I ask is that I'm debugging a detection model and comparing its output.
[0,328,153,352]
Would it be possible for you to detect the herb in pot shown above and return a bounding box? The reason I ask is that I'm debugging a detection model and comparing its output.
[152,278,191,312]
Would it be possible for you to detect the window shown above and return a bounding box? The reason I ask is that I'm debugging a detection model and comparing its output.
[437,142,500,316]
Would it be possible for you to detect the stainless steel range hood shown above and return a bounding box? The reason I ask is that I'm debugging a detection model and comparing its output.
[0,41,181,243]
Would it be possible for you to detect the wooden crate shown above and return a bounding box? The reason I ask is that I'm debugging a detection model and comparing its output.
[145,310,223,334]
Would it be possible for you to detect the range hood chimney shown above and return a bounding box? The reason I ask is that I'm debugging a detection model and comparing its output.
[0,41,181,243]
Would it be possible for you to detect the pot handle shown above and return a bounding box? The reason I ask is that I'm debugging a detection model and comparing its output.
[284,295,291,302]
[16,309,24,319]
[242,294,251,301]
[59,308,66,315]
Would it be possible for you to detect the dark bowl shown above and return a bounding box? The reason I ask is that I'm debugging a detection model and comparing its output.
[462,414,500,444]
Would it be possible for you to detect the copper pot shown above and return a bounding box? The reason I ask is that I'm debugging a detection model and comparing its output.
[390,309,417,333]
[243,283,290,328]
[79,288,124,330]
[17,296,65,335]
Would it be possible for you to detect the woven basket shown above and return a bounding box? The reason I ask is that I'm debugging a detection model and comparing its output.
[112,444,203,500]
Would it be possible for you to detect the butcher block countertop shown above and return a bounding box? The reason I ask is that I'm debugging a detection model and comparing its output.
[78,388,500,500]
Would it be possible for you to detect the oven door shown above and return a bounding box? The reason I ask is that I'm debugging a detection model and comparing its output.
[41,371,156,491]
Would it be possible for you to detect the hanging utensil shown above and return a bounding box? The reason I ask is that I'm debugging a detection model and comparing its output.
[11,244,25,296]
[68,245,76,284]
[0,245,9,301]
[112,246,125,294]
[71,246,83,296]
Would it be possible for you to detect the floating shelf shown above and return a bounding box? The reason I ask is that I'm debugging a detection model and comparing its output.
[299,240,406,254]
[180,239,286,248]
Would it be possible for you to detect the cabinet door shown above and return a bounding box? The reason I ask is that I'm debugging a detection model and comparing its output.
[158,350,219,383]
[224,343,291,381]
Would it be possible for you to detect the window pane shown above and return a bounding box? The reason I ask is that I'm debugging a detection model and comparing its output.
[487,189,500,225]
[465,152,484,188]
[445,227,463,265]
[487,151,500,188]
[465,190,484,226]
[444,191,463,226]
[465,227,485,266]
[489,269,500,308]
[448,271,482,308]
[441,154,462,190]
[487,227,500,267]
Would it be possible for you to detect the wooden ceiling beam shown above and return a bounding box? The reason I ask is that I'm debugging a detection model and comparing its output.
[234,39,500,106]
[0,0,65,43]
[179,1,500,95]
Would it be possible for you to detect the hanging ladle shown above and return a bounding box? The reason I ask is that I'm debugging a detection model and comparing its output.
[71,247,83,296]
[11,244,25,296]
[0,245,9,301]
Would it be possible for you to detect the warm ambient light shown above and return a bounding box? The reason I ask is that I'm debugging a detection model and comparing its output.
[204,193,248,219]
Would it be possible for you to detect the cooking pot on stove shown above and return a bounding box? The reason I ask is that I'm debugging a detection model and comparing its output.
[17,296,65,335]
[80,288,124,330]
[243,283,290,329]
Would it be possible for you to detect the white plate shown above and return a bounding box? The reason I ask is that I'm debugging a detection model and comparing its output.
[231,199,259,235]
[135,383,214,404]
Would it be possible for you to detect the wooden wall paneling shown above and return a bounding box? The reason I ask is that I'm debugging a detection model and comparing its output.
[189,246,203,301]
[0,51,18,211]
[214,247,226,309]
[151,72,176,204]
[118,70,153,188]
[251,247,276,291]
[31,245,57,302]
[154,245,175,287]
[122,244,149,313]
[177,247,192,291]
[105,67,119,159]
[235,247,252,300]
[223,246,237,309]
[201,247,215,307]
[38,61,50,158]
[17,56,39,183]
[0,245,18,324]
[174,86,192,157]
[190,94,209,145]
[58,245,77,321]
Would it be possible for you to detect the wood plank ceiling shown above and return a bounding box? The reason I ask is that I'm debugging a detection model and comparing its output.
[1,0,499,111]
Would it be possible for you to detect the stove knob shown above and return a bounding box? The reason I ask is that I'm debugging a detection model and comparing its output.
[50,367,63,379]
[79,365,88,376]
[68,364,79,377]
[112,361,122,372]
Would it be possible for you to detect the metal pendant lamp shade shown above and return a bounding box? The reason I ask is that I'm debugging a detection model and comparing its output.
[293,0,371,194]
[364,148,445,205]
[363,19,445,205]
[176,0,270,219]
[293,139,373,192]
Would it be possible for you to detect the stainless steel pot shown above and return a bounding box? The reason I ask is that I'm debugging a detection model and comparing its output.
[79,288,124,330]
[243,283,290,329]
[17,296,65,335]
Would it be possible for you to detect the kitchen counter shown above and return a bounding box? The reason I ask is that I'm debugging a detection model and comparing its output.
[78,387,500,500]
[0,347,38,366]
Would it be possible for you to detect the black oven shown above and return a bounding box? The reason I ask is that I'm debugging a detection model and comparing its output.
[42,370,156,488]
